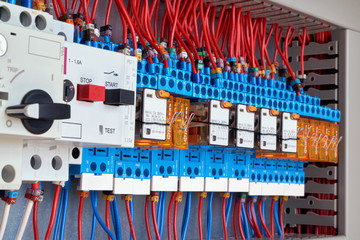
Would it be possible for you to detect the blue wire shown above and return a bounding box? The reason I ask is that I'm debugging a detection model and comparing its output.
[59,189,69,240]
[159,192,166,238]
[156,192,163,235]
[262,200,266,237]
[90,194,97,240]
[130,196,134,240]
[248,202,255,238]
[181,192,189,237]
[225,193,233,227]
[181,192,191,240]
[113,196,122,240]
[241,203,250,239]
[274,201,283,236]
[110,202,117,238]
[53,189,64,240]
[90,191,116,240]
[206,192,213,240]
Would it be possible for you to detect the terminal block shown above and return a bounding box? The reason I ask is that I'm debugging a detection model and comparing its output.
[70,148,114,191]
[178,149,205,192]
[113,148,151,195]
[150,149,179,191]
[204,150,228,192]
[189,100,231,146]
[227,152,250,192]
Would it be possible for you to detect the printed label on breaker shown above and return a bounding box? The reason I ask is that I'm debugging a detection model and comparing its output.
[260,135,277,151]
[236,130,255,148]
[209,124,229,146]
[260,109,277,134]
[237,104,255,131]
[209,100,229,125]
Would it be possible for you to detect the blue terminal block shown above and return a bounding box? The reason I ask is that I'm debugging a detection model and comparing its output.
[158,75,176,93]
[249,158,266,196]
[204,149,228,192]
[150,150,179,192]
[136,72,158,89]
[69,148,115,191]
[178,149,205,192]
[227,152,250,192]
[113,148,151,195]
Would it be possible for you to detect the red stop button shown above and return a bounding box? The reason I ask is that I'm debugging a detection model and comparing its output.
[77,84,105,102]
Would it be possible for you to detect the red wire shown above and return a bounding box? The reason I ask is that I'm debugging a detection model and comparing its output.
[153,0,160,37]
[52,0,61,19]
[173,201,178,240]
[44,185,61,240]
[113,0,137,50]
[203,4,220,61]
[165,0,200,61]
[80,0,91,23]
[198,197,203,240]
[258,199,272,237]
[229,3,236,57]
[215,5,226,41]
[274,24,296,80]
[33,201,39,240]
[299,27,307,76]
[160,11,167,40]
[280,199,285,236]
[164,0,197,72]
[125,200,137,240]
[222,197,228,240]
[78,196,84,240]
[65,0,69,9]
[145,198,152,240]
[151,201,161,240]
[144,0,157,43]
[199,0,217,69]
[237,202,245,240]
[232,200,239,240]
[105,200,111,240]
[169,0,181,47]
[105,0,113,25]
[192,3,201,48]
[71,0,78,12]
[270,199,275,237]
[167,193,176,240]
[210,6,225,60]
[91,0,99,20]
[245,200,257,237]
[250,201,262,238]
[272,24,283,63]
[55,0,66,15]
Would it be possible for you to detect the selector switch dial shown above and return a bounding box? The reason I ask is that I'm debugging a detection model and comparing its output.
[6,90,71,134]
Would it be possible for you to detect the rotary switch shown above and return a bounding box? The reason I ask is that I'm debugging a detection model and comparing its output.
[6,90,71,134]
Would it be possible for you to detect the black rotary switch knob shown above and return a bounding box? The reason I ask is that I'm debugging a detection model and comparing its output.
[6,90,71,134]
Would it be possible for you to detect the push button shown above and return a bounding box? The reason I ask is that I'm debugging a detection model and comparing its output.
[104,89,135,106]
[77,84,105,102]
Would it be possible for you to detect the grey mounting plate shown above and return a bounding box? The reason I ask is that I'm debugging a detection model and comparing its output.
[285,196,337,211]
[305,164,338,180]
